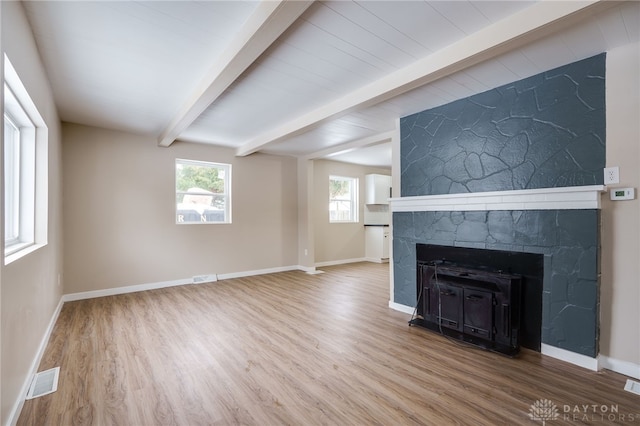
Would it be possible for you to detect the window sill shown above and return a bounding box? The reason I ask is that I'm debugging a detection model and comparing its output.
[5,242,46,265]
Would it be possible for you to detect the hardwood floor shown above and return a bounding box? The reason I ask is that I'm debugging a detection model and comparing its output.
[19,262,638,425]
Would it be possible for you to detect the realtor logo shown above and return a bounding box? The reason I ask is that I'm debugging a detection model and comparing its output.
[529,399,560,425]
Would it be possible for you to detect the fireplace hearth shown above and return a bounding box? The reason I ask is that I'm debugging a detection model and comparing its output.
[409,244,544,356]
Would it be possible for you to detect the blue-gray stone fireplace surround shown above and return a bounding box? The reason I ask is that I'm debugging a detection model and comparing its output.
[393,54,605,358]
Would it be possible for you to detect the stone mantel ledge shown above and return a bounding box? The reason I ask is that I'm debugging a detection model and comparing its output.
[390,185,606,212]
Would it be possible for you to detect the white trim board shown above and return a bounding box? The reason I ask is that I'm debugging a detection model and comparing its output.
[599,355,640,380]
[218,265,300,280]
[62,260,391,304]
[389,301,415,316]
[364,257,390,264]
[388,302,603,372]
[314,257,367,268]
[8,298,64,426]
[390,185,606,212]
[540,344,599,372]
[62,278,193,302]
[63,265,305,302]
[297,265,321,274]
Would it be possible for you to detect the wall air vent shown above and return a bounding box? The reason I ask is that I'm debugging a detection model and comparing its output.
[192,274,217,284]
[26,367,60,399]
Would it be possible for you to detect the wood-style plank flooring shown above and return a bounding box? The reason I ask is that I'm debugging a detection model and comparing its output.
[19,262,639,425]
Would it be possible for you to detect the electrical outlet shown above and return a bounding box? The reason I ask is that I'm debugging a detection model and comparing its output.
[604,167,619,185]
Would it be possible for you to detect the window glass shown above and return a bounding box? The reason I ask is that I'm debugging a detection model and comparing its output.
[4,114,20,244]
[176,159,231,224]
[329,175,358,223]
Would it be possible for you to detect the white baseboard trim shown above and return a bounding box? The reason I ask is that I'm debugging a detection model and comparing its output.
[62,278,193,302]
[314,257,367,267]
[541,343,599,371]
[8,297,64,426]
[599,355,640,380]
[388,304,604,373]
[388,301,415,315]
[63,265,308,302]
[364,257,389,264]
[295,265,326,275]
[218,265,300,280]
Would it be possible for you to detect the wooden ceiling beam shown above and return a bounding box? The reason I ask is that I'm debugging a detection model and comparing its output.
[158,0,314,147]
[235,0,611,157]
[301,131,395,161]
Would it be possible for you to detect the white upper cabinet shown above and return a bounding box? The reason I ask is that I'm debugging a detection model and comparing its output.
[365,174,392,204]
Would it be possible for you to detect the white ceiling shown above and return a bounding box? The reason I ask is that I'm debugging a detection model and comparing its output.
[21,1,640,168]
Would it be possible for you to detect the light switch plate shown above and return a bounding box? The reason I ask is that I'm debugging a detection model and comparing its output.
[604,167,620,184]
[610,187,635,201]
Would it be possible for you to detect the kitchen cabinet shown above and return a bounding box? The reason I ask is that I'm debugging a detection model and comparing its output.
[365,174,391,204]
[365,226,389,262]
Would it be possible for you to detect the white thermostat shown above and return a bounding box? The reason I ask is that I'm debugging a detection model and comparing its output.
[610,188,635,201]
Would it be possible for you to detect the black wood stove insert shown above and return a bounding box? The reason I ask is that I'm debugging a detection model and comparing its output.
[410,262,521,356]
[409,244,544,357]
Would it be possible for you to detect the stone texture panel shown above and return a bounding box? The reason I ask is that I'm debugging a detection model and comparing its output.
[401,54,605,197]
[396,54,605,358]
[393,209,600,357]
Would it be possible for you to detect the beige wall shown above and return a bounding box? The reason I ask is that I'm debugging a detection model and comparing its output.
[1,1,64,424]
[62,134,393,287]
[297,159,315,269]
[313,160,389,264]
[601,42,640,369]
[62,124,299,294]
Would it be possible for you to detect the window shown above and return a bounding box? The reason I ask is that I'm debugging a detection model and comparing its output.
[4,114,21,245]
[4,54,48,262]
[329,175,358,223]
[176,159,231,224]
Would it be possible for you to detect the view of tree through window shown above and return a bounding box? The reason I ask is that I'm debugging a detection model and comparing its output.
[329,175,358,223]
[176,159,231,224]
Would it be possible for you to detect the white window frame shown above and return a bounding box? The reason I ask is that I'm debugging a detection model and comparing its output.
[175,159,231,224]
[329,175,359,223]
[4,54,48,264]
[4,114,21,246]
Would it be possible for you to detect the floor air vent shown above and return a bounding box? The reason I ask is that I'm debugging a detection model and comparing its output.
[624,379,640,396]
[26,367,60,399]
